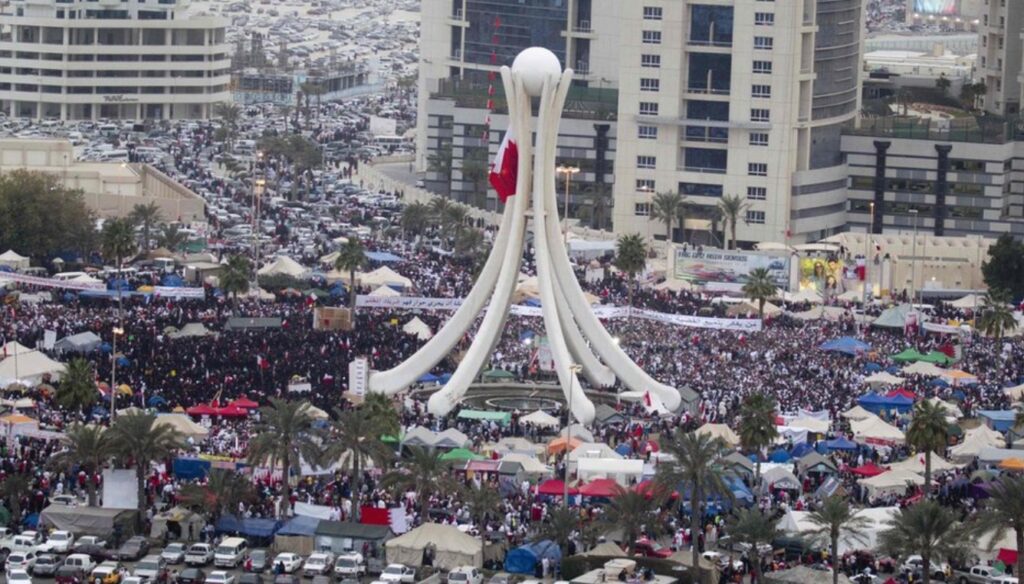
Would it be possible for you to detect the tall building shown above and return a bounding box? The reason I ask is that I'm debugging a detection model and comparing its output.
[0,0,230,120]
[977,0,1024,115]
[612,0,864,247]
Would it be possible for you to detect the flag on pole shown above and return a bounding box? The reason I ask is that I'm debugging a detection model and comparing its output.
[488,124,518,202]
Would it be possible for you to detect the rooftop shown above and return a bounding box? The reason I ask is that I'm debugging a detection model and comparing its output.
[843,114,1024,145]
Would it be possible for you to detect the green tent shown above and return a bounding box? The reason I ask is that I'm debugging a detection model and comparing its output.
[457,409,512,425]
[891,349,927,363]
[482,369,515,380]
[440,448,484,462]
[921,351,955,365]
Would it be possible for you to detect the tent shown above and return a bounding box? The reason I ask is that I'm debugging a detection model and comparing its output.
[489,437,545,458]
[951,293,984,309]
[440,448,484,462]
[360,266,413,289]
[500,453,551,475]
[521,410,560,429]
[950,428,1007,462]
[384,523,483,569]
[779,507,897,554]
[435,428,471,449]
[53,331,102,354]
[942,369,978,386]
[169,323,213,339]
[921,351,955,365]
[369,285,401,297]
[576,458,644,485]
[901,361,946,377]
[537,479,577,496]
[402,317,433,341]
[849,462,887,477]
[153,414,209,440]
[0,350,66,383]
[1004,383,1024,401]
[979,410,1017,433]
[695,423,740,447]
[891,348,928,363]
[567,442,623,464]
[581,542,627,557]
[872,304,914,328]
[215,515,282,539]
[0,250,29,271]
[819,337,871,356]
[762,466,801,491]
[925,397,963,419]
[863,372,904,387]
[787,417,830,434]
[578,478,621,498]
[887,452,961,475]
[822,436,858,451]
[797,452,837,476]
[150,506,205,541]
[257,256,308,278]
[274,515,321,556]
[504,540,561,575]
[39,505,136,538]
[841,406,875,421]
[852,415,905,444]
[726,300,782,318]
[858,469,924,498]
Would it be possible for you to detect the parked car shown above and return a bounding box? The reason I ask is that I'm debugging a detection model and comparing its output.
[135,555,169,582]
[333,552,365,578]
[955,564,996,584]
[40,530,76,553]
[239,574,266,584]
[247,550,270,573]
[123,577,148,584]
[379,564,416,584]
[633,539,672,559]
[186,544,215,567]
[163,543,187,564]
[303,553,335,577]
[8,568,32,584]
[311,576,332,584]
[91,561,126,584]
[273,576,300,584]
[487,573,513,584]
[900,555,949,581]
[34,553,62,577]
[6,550,38,574]
[447,566,483,584]
[207,570,237,584]
[77,536,108,549]
[64,552,100,572]
[118,536,150,561]
[178,567,208,584]
[272,553,304,574]
[73,545,112,563]
[56,565,88,584]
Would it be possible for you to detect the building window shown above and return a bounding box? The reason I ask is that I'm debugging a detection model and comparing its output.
[638,101,659,116]
[747,186,767,200]
[640,78,660,92]
[636,179,655,191]
[641,54,661,68]
[638,125,658,140]
[637,155,657,169]
[752,84,771,98]
[751,108,770,122]
[750,132,769,146]
[642,30,662,44]
[643,6,662,20]
[753,60,772,74]
[635,202,651,216]
[754,36,774,50]
[755,12,774,25]
[680,182,724,197]
[746,210,766,224]
[748,163,768,176]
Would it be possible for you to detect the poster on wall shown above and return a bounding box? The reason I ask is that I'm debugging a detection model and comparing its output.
[674,248,790,288]
[914,0,957,15]
[797,257,848,294]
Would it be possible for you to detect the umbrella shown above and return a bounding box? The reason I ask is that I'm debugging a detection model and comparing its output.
[768,448,792,463]
[228,396,259,409]
[117,384,132,396]
[116,356,131,367]
[215,405,249,417]
[186,404,218,416]
[864,363,883,373]
[147,396,167,407]
[100,342,112,353]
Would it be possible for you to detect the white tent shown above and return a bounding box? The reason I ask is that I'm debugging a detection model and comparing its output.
[402,426,437,448]
[53,331,102,354]
[887,452,961,475]
[1005,383,1024,401]
[762,466,801,490]
[0,341,34,357]
[70,274,102,286]
[559,426,596,442]
[851,415,905,444]
[500,453,551,475]
[858,469,924,498]
[726,300,783,317]
[168,323,214,339]
[787,417,830,434]
[0,250,29,271]
[789,306,851,321]
[521,410,560,429]
[783,289,824,304]
[576,457,644,485]
[695,423,740,447]
[370,285,401,297]
[0,350,66,384]
[949,427,1006,462]
[360,266,412,289]
[402,317,433,341]
[901,361,946,377]
[568,442,623,464]
[950,294,985,309]
[385,523,482,569]
[925,397,963,419]
[841,405,876,421]
[490,437,546,459]
[300,403,329,420]
[779,507,897,554]
[434,428,470,449]
[153,414,210,440]
[863,372,905,387]
[257,256,308,278]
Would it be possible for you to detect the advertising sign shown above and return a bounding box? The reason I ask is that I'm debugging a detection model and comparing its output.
[673,248,789,288]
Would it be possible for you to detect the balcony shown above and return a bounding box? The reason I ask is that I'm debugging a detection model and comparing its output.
[687,38,732,48]
[686,83,730,96]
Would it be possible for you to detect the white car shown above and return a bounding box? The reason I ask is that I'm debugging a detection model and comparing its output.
[76,536,108,549]
[303,552,335,577]
[6,550,38,574]
[41,530,76,553]
[447,566,483,584]
[7,569,32,584]
[900,555,949,581]
[333,552,366,577]
[273,553,304,574]
[162,542,187,564]
[207,570,237,584]
[380,564,417,584]
[186,543,215,566]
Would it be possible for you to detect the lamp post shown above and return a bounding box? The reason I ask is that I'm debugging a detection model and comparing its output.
[563,362,582,508]
[556,165,580,244]
[910,209,919,305]
[111,325,124,420]
[252,151,265,293]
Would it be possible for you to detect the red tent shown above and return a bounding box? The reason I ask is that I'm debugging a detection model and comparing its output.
[536,479,578,496]
[229,396,260,409]
[215,405,249,417]
[849,462,887,477]
[186,404,218,417]
[886,388,916,400]
[997,548,1018,566]
[578,478,620,498]
[633,480,678,500]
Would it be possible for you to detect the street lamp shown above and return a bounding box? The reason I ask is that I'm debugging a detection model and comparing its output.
[563,362,582,508]
[252,151,265,293]
[111,325,124,420]
[556,164,580,244]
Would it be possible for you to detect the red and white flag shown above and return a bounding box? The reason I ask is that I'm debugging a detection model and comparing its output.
[488,124,518,202]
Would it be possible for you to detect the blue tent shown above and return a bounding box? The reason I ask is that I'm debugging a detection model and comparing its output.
[365,251,402,263]
[147,396,167,407]
[614,443,633,456]
[418,373,439,383]
[277,515,321,537]
[930,378,950,387]
[950,390,967,401]
[505,540,561,575]
[437,373,453,384]
[822,437,857,451]
[768,448,792,463]
[726,476,754,505]
[819,337,871,356]
[215,515,282,538]
[887,394,915,414]
[107,279,131,291]
[885,366,902,374]
[863,362,883,373]
[979,410,1017,433]
[161,274,185,287]
[857,392,890,415]
[789,443,813,458]
[116,356,131,367]
[173,457,211,480]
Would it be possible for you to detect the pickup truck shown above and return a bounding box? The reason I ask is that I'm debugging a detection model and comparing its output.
[186,543,215,566]
[0,532,43,554]
[955,565,996,584]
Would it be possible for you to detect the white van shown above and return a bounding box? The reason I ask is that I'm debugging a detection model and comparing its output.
[99,149,129,162]
[213,537,248,568]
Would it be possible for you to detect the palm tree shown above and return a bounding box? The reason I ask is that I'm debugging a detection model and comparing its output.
[441,204,471,236]
[742,267,777,319]
[322,409,393,521]
[738,393,778,485]
[806,495,873,584]
[57,358,97,415]
[400,202,431,242]
[599,487,667,554]
[979,289,1017,339]
[381,446,454,518]
[101,217,138,271]
[219,254,251,311]
[655,431,733,577]
[972,476,1024,583]
[246,398,322,517]
[462,482,503,530]
[129,202,163,254]
[108,412,184,530]
[426,145,453,197]
[361,392,400,438]
[906,400,950,498]
[718,195,750,250]
[535,506,584,558]
[178,468,254,522]
[650,191,686,243]
[157,224,189,252]
[727,507,781,583]
[0,473,30,527]
[51,424,111,506]
[579,183,612,230]
[614,233,647,308]
[454,228,484,259]
[879,501,969,584]
[460,148,490,208]
[429,198,452,226]
[334,239,367,311]
[214,102,242,150]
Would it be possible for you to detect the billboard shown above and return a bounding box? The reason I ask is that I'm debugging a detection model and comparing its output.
[914,0,957,15]
[797,257,848,294]
[673,248,790,288]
